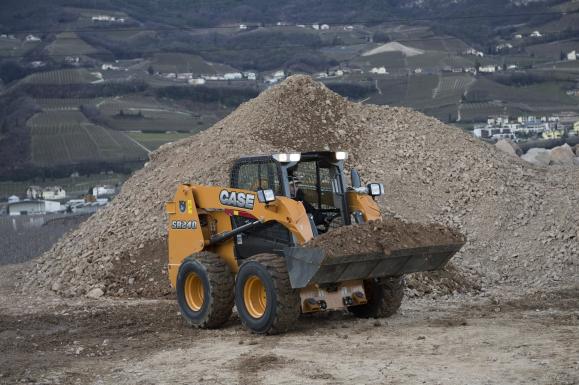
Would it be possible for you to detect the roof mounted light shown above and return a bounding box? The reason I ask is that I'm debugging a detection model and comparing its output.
[273,153,301,162]
[335,151,348,160]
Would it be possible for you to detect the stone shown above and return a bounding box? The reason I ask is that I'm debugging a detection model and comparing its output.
[87,288,104,299]
[550,144,575,165]
[521,148,551,166]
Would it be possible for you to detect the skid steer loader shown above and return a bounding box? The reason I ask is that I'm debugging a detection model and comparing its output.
[166,151,464,334]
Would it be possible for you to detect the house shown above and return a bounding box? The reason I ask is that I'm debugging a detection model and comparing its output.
[65,56,80,65]
[296,24,306,28]
[30,61,46,68]
[92,15,124,23]
[573,121,579,135]
[27,186,65,200]
[344,25,354,31]
[102,63,120,70]
[239,24,248,30]
[507,64,518,70]
[312,24,320,30]
[244,72,257,80]
[188,78,206,85]
[223,72,243,80]
[334,69,344,77]
[496,43,513,51]
[464,48,484,57]
[273,70,285,79]
[414,68,423,74]
[567,51,577,61]
[177,73,193,80]
[370,67,387,74]
[8,200,61,216]
[92,185,116,197]
[478,65,497,73]
[7,195,19,204]
[514,34,523,39]
[530,30,542,38]
[25,34,41,42]
[320,24,330,30]
[315,72,328,79]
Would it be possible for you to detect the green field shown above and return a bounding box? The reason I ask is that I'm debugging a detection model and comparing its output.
[23,69,103,85]
[150,53,217,74]
[27,111,147,166]
[127,131,193,150]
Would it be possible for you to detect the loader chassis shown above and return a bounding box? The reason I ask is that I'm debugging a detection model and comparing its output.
[166,152,462,334]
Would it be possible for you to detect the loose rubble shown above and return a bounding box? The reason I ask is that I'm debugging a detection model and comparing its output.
[21,75,579,298]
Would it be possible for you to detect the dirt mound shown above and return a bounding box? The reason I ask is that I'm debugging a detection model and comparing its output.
[21,75,578,298]
[306,219,464,258]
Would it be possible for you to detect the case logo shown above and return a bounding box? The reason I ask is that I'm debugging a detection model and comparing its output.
[179,201,186,213]
[219,189,255,210]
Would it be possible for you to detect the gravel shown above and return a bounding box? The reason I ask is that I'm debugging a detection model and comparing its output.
[20,75,579,298]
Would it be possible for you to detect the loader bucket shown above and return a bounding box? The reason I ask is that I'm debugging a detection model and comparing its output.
[283,242,464,289]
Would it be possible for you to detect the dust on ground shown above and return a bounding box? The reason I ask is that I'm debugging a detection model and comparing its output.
[2,267,577,385]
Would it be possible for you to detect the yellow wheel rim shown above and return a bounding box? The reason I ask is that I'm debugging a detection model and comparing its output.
[184,272,204,311]
[244,275,267,319]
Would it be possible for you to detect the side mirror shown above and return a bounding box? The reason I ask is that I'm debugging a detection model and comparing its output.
[257,189,276,203]
[351,169,362,188]
[367,183,384,197]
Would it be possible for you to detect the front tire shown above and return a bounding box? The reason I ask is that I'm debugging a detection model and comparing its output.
[349,276,404,318]
[235,253,300,334]
[176,252,234,328]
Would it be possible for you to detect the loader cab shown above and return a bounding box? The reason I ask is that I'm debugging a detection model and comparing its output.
[229,151,351,259]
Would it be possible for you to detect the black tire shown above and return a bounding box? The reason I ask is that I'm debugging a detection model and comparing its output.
[349,276,404,318]
[176,251,234,328]
[235,253,300,335]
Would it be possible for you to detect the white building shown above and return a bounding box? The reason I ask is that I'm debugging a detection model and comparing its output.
[344,25,354,31]
[464,48,484,57]
[514,34,523,39]
[479,65,497,73]
[177,73,193,80]
[296,24,306,28]
[239,24,248,30]
[8,200,61,216]
[320,24,330,30]
[273,70,285,78]
[27,186,65,200]
[370,66,387,74]
[507,64,518,70]
[25,35,41,42]
[223,72,243,80]
[567,51,577,61]
[8,195,19,204]
[188,78,206,85]
[102,63,120,70]
[496,43,513,51]
[312,24,320,30]
[92,185,116,197]
[530,30,542,38]
[244,72,257,80]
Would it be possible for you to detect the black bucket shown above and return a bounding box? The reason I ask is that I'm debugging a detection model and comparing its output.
[283,243,465,289]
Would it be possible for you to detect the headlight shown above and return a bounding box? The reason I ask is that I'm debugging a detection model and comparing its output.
[257,189,276,203]
[273,153,301,162]
[367,183,384,197]
[335,151,348,160]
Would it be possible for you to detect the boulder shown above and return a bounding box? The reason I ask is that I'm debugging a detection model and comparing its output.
[87,288,104,299]
[521,148,551,166]
[550,144,575,165]
[495,139,519,157]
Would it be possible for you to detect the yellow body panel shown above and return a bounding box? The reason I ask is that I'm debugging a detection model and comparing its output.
[347,192,382,222]
[166,184,315,287]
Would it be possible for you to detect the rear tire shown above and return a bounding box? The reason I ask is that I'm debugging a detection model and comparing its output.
[235,253,300,334]
[349,276,404,318]
[176,251,234,328]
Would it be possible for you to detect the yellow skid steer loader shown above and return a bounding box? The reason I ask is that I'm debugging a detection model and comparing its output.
[166,151,464,334]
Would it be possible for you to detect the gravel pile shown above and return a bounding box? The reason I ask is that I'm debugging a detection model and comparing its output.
[21,75,578,298]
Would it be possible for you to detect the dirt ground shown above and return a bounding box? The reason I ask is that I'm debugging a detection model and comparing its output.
[1,265,578,385]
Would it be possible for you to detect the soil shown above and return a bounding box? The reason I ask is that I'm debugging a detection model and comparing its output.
[306,219,465,258]
[1,266,577,385]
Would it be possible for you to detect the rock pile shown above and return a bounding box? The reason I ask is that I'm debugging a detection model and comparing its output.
[21,75,579,298]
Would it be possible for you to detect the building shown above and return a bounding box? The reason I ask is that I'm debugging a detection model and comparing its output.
[27,186,66,200]
[320,24,330,30]
[188,78,206,85]
[344,25,354,31]
[568,51,577,61]
[478,65,497,73]
[573,121,579,135]
[25,34,41,42]
[530,30,542,38]
[514,34,523,39]
[7,195,19,204]
[243,72,257,80]
[370,66,387,74]
[92,185,116,197]
[464,48,484,57]
[239,24,247,30]
[496,43,513,51]
[102,63,121,70]
[223,72,243,80]
[8,200,61,216]
[312,24,320,30]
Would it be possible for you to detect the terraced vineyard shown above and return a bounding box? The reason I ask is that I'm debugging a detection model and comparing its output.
[432,74,475,104]
[35,98,101,111]
[44,32,103,56]
[22,69,103,85]
[27,111,147,166]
